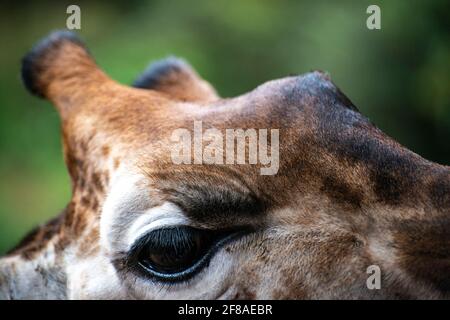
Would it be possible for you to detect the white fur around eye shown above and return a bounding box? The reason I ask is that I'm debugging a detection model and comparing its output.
[100,168,149,254]
[100,167,189,254]
[125,202,188,250]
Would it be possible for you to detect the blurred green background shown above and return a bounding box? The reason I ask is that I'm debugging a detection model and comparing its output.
[0,0,449,254]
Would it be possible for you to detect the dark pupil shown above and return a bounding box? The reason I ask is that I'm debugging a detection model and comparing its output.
[139,227,205,274]
[147,241,199,272]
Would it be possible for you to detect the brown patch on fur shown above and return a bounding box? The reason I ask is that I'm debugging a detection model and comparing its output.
[113,158,121,169]
[393,217,450,293]
[72,212,87,236]
[65,152,85,187]
[428,171,450,211]
[320,176,363,209]
[324,131,428,207]
[91,172,104,193]
[80,196,91,208]
[101,145,110,157]
[90,197,99,212]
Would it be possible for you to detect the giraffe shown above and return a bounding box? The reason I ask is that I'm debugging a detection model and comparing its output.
[0,30,449,299]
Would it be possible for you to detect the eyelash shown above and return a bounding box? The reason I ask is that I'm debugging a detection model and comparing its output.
[125,226,250,286]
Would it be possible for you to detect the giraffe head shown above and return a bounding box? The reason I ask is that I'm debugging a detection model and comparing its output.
[1,31,449,299]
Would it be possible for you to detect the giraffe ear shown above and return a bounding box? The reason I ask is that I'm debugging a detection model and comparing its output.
[133,57,219,102]
[21,30,112,118]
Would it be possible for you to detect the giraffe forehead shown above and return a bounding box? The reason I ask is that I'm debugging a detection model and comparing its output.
[62,71,350,142]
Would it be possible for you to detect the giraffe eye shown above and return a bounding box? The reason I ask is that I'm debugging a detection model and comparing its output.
[138,227,212,277]
[131,226,246,282]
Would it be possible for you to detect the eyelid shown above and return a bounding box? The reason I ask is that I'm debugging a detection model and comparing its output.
[126,202,189,250]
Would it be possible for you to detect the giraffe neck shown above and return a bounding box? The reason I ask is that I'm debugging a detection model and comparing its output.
[0,244,67,299]
[0,191,103,299]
